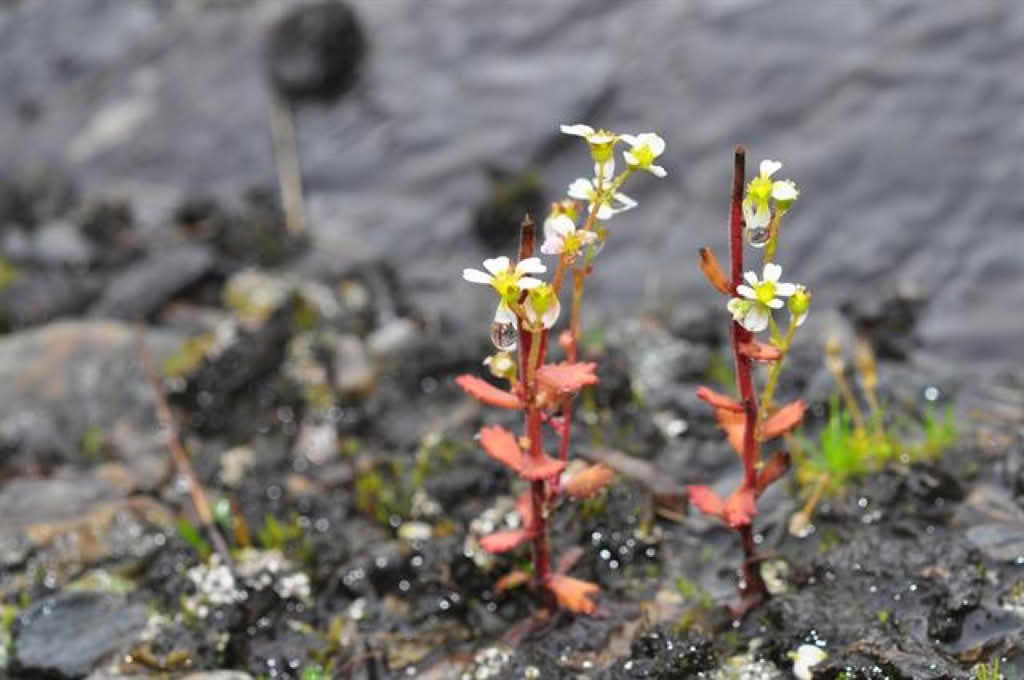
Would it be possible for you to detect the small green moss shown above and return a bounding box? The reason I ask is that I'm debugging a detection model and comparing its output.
[877,609,889,624]
[675,576,713,609]
[0,258,18,290]
[163,334,216,378]
[80,425,109,461]
[176,519,211,560]
[257,514,304,550]
[704,350,735,394]
[972,657,1001,680]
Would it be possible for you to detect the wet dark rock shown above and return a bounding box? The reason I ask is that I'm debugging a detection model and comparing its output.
[840,287,924,361]
[77,199,138,266]
[471,169,546,250]
[265,1,366,102]
[666,302,720,347]
[91,244,215,321]
[0,269,104,332]
[238,629,325,680]
[605,627,716,679]
[0,169,77,231]
[215,188,306,268]
[424,463,494,510]
[12,591,148,679]
[170,301,299,436]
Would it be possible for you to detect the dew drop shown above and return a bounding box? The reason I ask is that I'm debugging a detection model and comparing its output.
[745,225,772,248]
[489,321,517,351]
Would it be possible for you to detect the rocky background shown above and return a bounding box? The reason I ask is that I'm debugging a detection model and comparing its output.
[0,1,1023,678]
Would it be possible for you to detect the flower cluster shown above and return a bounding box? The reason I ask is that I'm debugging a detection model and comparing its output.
[456,123,667,616]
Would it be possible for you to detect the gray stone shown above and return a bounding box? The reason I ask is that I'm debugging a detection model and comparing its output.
[13,591,148,679]
[91,244,214,321]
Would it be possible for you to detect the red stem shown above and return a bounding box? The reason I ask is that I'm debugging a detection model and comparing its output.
[727,147,767,610]
[515,216,553,589]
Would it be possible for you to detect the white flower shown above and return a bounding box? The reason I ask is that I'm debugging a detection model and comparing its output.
[463,256,546,322]
[560,124,616,146]
[567,177,636,220]
[790,644,827,680]
[728,263,799,333]
[742,196,771,230]
[620,133,667,177]
[560,123,617,163]
[748,159,799,205]
[727,298,770,333]
[541,214,598,257]
[736,263,797,309]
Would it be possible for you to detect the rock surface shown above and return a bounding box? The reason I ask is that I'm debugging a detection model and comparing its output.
[13,591,148,679]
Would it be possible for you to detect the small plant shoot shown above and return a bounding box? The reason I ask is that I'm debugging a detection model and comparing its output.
[689,148,809,617]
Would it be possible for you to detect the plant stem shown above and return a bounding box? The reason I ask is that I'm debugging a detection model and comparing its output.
[515,216,553,590]
[728,146,767,608]
[760,321,797,420]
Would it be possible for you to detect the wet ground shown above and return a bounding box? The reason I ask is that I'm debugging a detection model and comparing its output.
[1,1,1023,679]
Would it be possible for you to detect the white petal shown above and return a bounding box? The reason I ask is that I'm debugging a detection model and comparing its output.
[463,269,493,284]
[540,236,565,255]
[552,215,575,238]
[614,192,637,210]
[542,298,561,329]
[619,134,639,146]
[588,130,616,144]
[760,159,782,178]
[593,201,615,220]
[639,133,665,155]
[578,230,599,245]
[567,178,594,200]
[623,150,638,166]
[743,199,770,229]
[596,159,615,181]
[772,180,799,201]
[774,282,796,297]
[517,276,543,289]
[516,257,547,275]
[727,298,747,320]
[745,305,770,333]
[763,263,783,283]
[483,256,510,275]
[648,164,667,178]
[494,302,517,324]
[560,124,593,138]
[793,311,808,327]
[767,298,784,309]
[744,271,760,287]
[737,284,757,300]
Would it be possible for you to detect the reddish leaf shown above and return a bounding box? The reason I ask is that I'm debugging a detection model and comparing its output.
[723,486,757,527]
[516,490,536,530]
[565,464,615,499]
[546,574,600,615]
[738,340,783,362]
[699,247,732,295]
[519,453,567,481]
[455,375,521,409]
[537,362,599,394]
[696,386,743,413]
[761,400,806,440]
[479,529,535,554]
[715,407,747,457]
[494,570,530,593]
[479,425,525,472]
[687,485,725,518]
[756,451,791,494]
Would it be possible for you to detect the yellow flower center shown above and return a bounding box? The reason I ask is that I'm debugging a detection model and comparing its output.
[747,175,774,205]
[755,281,777,305]
[630,145,655,168]
[490,269,521,304]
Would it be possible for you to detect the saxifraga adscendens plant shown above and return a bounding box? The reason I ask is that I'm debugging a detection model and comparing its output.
[690,147,811,616]
[456,125,667,614]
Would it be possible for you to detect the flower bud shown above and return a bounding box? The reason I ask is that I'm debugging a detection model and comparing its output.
[483,352,517,380]
[788,285,811,327]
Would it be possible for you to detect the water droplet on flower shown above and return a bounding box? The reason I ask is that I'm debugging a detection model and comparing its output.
[489,321,517,350]
[745,225,771,248]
